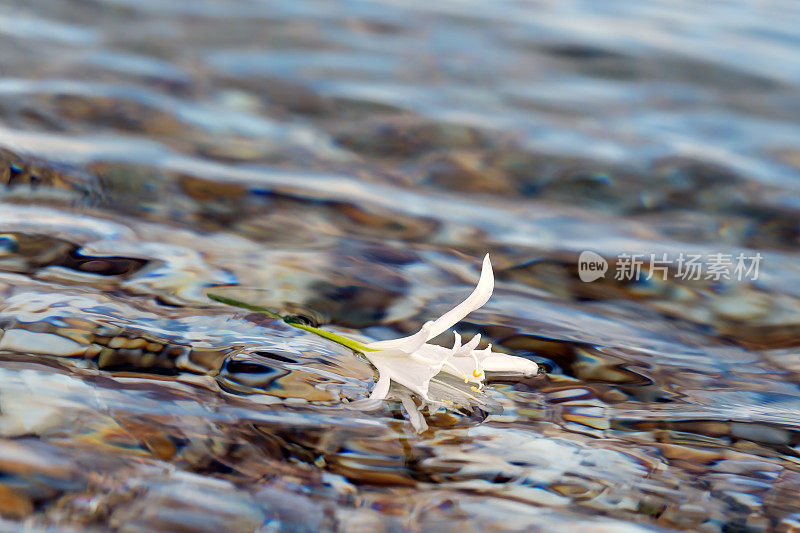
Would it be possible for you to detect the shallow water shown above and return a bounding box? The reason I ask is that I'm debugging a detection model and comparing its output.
[1,0,800,531]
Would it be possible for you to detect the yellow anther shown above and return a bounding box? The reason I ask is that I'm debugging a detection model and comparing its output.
[470,386,480,392]
[472,368,483,377]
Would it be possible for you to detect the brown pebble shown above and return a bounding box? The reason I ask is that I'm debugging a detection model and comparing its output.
[84,344,103,358]
[125,338,146,349]
[655,443,724,464]
[146,342,163,352]
[108,337,126,349]
[140,352,156,367]
[0,483,34,519]
[98,348,126,368]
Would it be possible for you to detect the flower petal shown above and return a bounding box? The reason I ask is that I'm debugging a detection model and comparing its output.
[426,254,494,340]
[364,350,444,400]
[440,355,484,384]
[428,375,503,415]
[481,352,539,375]
[414,342,455,362]
[369,371,391,400]
[399,393,428,432]
[454,333,481,356]
[450,331,462,353]
[365,321,433,351]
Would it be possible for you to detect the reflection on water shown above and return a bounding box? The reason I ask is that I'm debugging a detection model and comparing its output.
[1,0,800,530]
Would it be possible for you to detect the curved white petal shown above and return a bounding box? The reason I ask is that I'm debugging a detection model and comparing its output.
[399,393,428,432]
[426,254,494,340]
[451,331,462,353]
[414,342,455,362]
[364,350,444,400]
[365,321,433,351]
[481,353,539,375]
[454,333,481,356]
[369,372,391,399]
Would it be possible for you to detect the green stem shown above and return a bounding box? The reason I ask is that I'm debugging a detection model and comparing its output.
[208,293,281,319]
[208,293,374,354]
[285,322,375,353]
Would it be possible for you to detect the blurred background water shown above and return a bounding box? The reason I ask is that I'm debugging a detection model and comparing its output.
[1,0,800,531]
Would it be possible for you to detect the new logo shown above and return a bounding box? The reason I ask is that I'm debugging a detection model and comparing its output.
[578,251,608,282]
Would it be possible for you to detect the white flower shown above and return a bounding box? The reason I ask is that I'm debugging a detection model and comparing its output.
[363,254,539,401]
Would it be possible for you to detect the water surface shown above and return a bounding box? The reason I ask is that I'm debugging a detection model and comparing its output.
[1,0,800,530]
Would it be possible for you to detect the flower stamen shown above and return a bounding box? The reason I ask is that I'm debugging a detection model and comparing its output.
[470,350,483,378]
